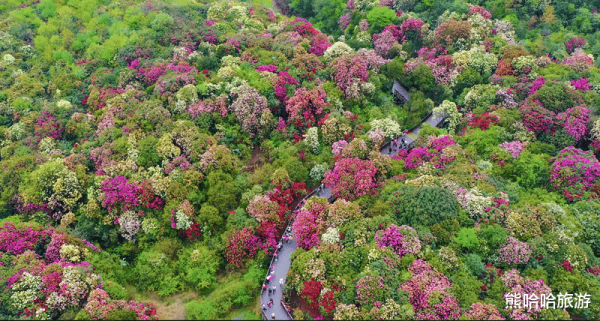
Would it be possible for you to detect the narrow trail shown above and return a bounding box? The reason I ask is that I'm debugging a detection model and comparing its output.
[260,105,447,320]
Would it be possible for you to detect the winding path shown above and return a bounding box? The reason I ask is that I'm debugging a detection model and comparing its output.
[260,110,447,320]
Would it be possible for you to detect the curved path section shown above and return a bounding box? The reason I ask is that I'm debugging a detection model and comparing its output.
[260,111,447,320]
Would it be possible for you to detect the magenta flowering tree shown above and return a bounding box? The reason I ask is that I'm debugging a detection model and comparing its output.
[519,100,556,134]
[374,224,406,257]
[571,78,590,91]
[468,5,492,19]
[557,105,590,142]
[0,222,54,255]
[565,38,588,54]
[225,227,263,268]
[373,30,398,58]
[100,176,141,212]
[85,289,158,320]
[401,259,459,319]
[323,158,378,200]
[338,13,352,31]
[429,135,455,152]
[332,54,369,98]
[247,194,281,224]
[292,198,328,250]
[497,237,532,266]
[404,147,433,169]
[230,83,269,137]
[550,146,600,196]
[292,208,325,250]
[528,77,546,96]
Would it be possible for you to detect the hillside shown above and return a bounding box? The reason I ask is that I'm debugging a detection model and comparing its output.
[1,0,600,320]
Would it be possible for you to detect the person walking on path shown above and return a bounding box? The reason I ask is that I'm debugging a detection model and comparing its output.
[279,278,284,285]
[272,285,276,293]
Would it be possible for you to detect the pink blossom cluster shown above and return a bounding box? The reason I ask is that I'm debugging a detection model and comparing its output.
[85,289,157,320]
[225,227,263,267]
[401,259,457,318]
[256,64,278,72]
[497,237,531,265]
[469,5,492,19]
[35,111,64,140]
[499,141,527,159]
[355,275,385,308]
[550,146,600,193]
[338,13,352,31]
[563,50,594,72]
[164,155,192,174]
[565,38,587,54]
[557,105,590,142]
[332,140,349,155]
[0,222,54,255]
[323,157,378,200]
[231,84,269,137]
[293,208,325,250]
[375,224,406,257]
[519,100,556,134]
[528,77,546,96]
[571,78,590,91]
[100,176,141,212]
[403,147,433,169]
[501,269,552,319]
[429,135,455,152]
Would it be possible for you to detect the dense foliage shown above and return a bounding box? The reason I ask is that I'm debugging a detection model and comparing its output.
[1,0,600,319]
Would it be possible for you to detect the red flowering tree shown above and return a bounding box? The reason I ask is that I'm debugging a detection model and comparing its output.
[323,158,378,200]
[224,227,263,268]
[286,87,328,129]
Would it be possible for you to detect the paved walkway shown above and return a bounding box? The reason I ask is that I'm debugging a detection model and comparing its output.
[260,111,447,320]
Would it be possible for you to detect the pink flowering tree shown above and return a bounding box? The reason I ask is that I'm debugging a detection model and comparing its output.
[292,198,328,250]
[225,227,263,268]
[247,194,281,225]
[462,303,504,320]
[286,87,328,129]
[374,224,421,256]
[323,158,378,200]
[519,100,556,134]
[230,84,269,137]
[355,275,386,310]
[501,269,552,319]
[401,259,460,319]
[497,237,531,266]
[550,146,600,200]
[557,105,590,142]
[499,141,528,159]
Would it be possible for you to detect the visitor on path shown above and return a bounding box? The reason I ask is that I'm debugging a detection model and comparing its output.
[262,284,267,291]
[268,288,272,294]
[262,304,266,310]
[272,313,275,319]
[272,285,276,293]
[279,278,284,285]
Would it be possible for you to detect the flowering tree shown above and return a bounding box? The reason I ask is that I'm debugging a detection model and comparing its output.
[224,227,262,268]
[293,198,328,250]
[497,237,531,266]
[286,87,328,129]
[401,259,459,319]
[230,84,269,137]
[550,147,600,200]
[323,158,378,200]
[557,105,590,142]
[247,194,281,224]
